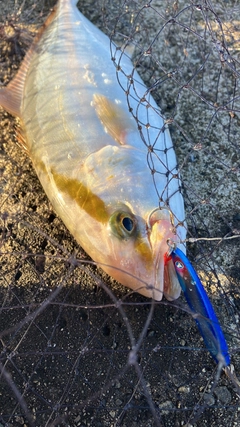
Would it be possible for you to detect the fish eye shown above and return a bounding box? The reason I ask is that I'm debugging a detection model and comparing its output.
[109,210,137,239]
[122,216,134,232]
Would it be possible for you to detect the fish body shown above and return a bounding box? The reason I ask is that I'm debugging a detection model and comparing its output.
[0,0,186,300]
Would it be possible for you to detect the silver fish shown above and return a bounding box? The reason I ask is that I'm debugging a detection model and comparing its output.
[0,0,186,300]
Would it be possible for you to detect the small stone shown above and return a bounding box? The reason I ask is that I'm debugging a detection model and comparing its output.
[114,379,121,388]
[158,400,174,415]
[178,385,190,393]
[214,386,232,404]
[203,393,215,406]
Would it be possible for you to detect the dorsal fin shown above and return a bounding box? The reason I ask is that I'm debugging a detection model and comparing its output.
[92,94,137,145]
[0,4,58,118]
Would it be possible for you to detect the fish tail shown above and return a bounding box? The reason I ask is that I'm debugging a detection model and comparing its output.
[0,1,60,118]
[0,87,21,118]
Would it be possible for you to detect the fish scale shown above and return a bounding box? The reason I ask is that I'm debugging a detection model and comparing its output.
[0,0,186,301]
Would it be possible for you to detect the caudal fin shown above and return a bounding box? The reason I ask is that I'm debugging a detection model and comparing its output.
[0,2,59,118]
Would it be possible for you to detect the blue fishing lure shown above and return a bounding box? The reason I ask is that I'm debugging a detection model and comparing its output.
[170,248,230,366]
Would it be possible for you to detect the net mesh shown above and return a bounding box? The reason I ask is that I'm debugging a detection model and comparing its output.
[0,0,239,426]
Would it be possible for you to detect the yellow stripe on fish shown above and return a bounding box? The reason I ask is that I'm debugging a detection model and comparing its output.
[52,170,109,224]
[0,0,186,301]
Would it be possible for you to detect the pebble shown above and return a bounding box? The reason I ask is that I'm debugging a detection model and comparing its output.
[214,386,232,404]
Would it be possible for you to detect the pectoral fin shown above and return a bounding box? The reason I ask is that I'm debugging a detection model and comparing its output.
[93,94,137,145]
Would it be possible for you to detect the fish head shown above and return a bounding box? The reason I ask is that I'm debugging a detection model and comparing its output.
[70,143,185,302]
[41,154,183,302]
[99,206,181,301]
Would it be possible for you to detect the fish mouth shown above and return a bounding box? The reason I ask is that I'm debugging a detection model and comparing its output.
[163,257,182,301]
[149,209,181,301]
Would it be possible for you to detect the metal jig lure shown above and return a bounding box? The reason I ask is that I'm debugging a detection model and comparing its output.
[166,246,230,366]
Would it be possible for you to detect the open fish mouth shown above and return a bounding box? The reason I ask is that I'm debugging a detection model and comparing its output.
[148,207,182,301]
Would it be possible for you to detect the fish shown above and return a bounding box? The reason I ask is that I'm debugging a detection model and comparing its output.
[0,0,186,301]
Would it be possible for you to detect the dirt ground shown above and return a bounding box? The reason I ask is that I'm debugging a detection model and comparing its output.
[0,0,240,426]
